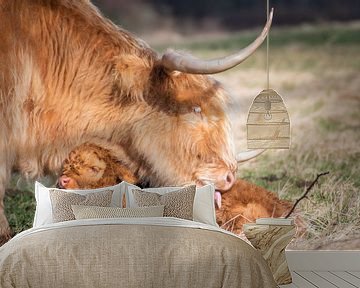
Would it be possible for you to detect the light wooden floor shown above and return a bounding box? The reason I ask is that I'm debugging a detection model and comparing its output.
[279,251,360,288]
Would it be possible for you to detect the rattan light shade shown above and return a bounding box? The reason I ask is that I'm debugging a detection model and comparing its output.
[247,89,290,149]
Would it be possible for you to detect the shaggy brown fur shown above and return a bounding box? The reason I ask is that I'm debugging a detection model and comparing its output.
[59,143,137,189]
[216,179,293,234]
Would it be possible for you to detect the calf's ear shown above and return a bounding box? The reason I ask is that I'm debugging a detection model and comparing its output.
[114,54,152,101]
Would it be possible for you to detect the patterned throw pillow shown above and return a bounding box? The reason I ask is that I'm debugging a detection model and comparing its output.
[124,182,218,226]
[132,185,196,220]
[49,189,113,222]
[71,205,164,219]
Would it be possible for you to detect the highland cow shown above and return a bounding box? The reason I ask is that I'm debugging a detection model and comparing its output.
[0,0,272,243]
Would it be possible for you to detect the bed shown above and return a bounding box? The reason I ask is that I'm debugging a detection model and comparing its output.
[0,182,277,288]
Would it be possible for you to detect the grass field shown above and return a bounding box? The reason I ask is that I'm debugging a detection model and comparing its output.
[5,22,360,249]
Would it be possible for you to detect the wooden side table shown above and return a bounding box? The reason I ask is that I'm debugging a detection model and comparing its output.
[243,218,295,285]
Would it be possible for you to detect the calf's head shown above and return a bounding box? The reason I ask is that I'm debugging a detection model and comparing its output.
[59,143,137,189]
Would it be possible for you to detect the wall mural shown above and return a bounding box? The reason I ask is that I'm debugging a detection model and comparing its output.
[1,0,359,287]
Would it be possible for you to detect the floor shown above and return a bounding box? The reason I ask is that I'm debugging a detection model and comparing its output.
[279,251,360,288]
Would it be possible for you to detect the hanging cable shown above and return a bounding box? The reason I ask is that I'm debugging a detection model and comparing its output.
[264,0,272,120]
[266,0,270,90]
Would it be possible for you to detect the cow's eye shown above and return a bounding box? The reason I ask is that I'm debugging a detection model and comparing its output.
[193,106,202,114]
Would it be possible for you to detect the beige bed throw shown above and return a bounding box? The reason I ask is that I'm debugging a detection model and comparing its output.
[0,218,276,287]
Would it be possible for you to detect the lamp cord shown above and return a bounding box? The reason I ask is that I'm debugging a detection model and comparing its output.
[264,0,272,119]
[266,0,270,90]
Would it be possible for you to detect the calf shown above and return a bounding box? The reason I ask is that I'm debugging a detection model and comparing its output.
[216,180,293,234]
[58,143,137,189]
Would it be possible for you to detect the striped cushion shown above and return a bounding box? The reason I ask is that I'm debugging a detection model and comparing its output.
[72,205,164,219]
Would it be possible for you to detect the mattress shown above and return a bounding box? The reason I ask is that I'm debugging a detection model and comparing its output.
[0,217,276,287]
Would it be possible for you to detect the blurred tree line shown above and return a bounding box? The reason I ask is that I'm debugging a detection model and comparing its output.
[92,0,360,33]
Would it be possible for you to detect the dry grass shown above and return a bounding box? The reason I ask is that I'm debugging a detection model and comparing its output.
[210,25,360,249]
[5,22,360,249]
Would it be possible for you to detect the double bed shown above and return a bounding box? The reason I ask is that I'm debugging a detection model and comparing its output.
[0,182,277,287]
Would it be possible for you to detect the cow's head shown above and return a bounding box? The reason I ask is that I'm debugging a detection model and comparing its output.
[110,11,273,192]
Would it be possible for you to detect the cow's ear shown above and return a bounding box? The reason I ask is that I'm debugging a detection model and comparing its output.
[114,54,152,100]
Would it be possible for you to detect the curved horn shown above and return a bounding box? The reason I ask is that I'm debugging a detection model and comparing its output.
[161,8,274,74]
[236,149,265,163]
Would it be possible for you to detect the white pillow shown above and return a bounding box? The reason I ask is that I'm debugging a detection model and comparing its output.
[123,182,218,227]
[33,181,127,227]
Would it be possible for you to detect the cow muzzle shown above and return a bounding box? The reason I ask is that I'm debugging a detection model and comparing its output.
[213,170,235,210]
[215,170,235,192]
[57,175,79,189]
[196,168,235,209]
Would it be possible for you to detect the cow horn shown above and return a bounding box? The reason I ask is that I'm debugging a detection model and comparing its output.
[236,149,265,163]
[161,9,274,74]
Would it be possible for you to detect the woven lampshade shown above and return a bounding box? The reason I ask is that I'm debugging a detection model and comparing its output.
[247,89,290,149]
